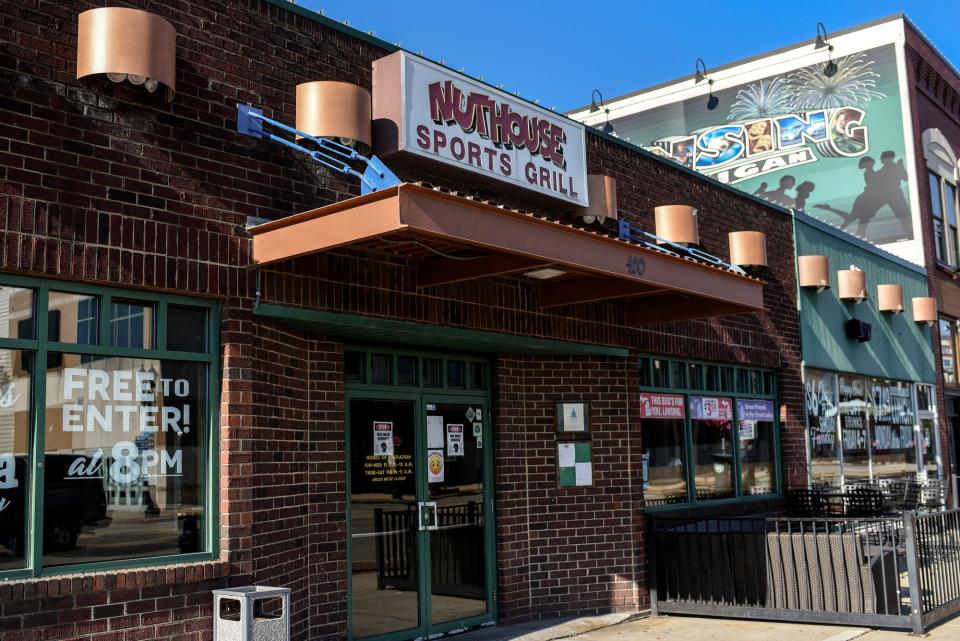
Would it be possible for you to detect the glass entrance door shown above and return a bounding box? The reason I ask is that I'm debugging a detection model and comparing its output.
[349,398,420,640]
[347,389,493,641]
[423,399,490,628]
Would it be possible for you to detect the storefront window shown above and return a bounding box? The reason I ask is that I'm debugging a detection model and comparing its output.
[869,379,916,479]
[690,396,734,500]
[640,357,779,506]
[42,357,207,566]
[0,279,217,578]
[805,369,840,483]
[941,318,957,385]
[738,399,775,495]
[639,393,686,506]
[838,375,870,480]
[0,348,31,570]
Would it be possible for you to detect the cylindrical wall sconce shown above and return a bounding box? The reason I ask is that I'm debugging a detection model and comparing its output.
[912,297,937,325]
[580,175,618,224]
[838,267,868,302]
[296,81,372,150]
[654,205,699,245]
[728,231,768,267]
[76,7,177,101]
[798,255,830,290]
[877,284,904,313]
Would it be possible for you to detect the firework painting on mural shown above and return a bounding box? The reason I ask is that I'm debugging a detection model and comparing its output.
[611,45,911,246]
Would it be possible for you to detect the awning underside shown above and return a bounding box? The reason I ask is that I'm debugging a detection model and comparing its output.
[249,184,765,325]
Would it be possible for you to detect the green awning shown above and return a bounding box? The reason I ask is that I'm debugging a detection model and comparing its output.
[253,302,629,358]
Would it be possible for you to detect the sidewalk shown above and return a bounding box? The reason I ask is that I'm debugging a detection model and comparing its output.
[455,612,960,641]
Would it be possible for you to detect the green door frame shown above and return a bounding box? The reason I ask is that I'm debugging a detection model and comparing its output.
[344,348,495,641]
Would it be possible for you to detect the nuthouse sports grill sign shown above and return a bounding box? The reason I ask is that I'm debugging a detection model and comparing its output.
[373,51,588,207]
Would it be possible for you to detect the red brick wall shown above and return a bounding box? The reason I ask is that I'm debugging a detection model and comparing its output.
[0,0,802,639]
[493,356,645,621]
[904,25,960,492]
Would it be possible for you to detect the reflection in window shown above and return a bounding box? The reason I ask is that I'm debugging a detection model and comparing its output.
[641,415,686,506]
[941,319,956,385]
[931,172,948,263]
[167,306,206,353]
[651,360,668,388]
[737,400,775,495]
[690,396,734,501]
[422,358,442,387]
[111,301,153,349]
[469,362,486,390]
[398,356,417,386]
[0,287,33,341]
[839,375,869,481]
[0,349,31,570]
[447,361,465,388]
[685,363,701,390]
[371,354,392,385]
[869,378,916,479]
[806,369,840,484]
[345,352,365,383]
[47,291,98,345]
[42,356,207,567]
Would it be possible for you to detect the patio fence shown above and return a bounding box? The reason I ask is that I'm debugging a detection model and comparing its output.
[650,509,960,634]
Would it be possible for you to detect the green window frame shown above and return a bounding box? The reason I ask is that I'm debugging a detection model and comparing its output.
[638,355,782,510]
[0,274,220,579]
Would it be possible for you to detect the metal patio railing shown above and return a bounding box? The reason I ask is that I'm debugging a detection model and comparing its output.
[650,510,960,634]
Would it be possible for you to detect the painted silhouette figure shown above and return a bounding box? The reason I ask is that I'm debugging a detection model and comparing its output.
[814,151,912,239]
[794,181,815,211]
[754,175,797,208]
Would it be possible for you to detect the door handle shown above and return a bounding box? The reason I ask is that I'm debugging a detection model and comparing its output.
[418,501,438,530]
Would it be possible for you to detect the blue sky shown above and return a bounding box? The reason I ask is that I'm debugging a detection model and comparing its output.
[300,1,960,112]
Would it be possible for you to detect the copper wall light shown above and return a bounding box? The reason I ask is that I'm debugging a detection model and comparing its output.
[76,7,177,101]
[877,284,904,313]
[296,81,373,151]
[580,175,618,225]
[728,231,767,267]
[798,255,830,291]
[838,267,867,303]
[654,205,699,246]
[912,297,937,325]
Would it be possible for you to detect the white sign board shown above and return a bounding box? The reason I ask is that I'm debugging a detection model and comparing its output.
[373,51,588,207]
[447,424,464,457]
[374,421,394,456]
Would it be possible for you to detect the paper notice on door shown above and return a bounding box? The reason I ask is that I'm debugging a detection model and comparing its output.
[373,422,393,456]
[447,424,464,457]
[427,415,444,449]
[558,442,576,468]
[428,449,444,483]
[575,462,592,486]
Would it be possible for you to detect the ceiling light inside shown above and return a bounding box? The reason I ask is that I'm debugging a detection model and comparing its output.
[524,268,566,280]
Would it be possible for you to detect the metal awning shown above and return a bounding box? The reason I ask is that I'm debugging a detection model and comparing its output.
[249,183,764,324]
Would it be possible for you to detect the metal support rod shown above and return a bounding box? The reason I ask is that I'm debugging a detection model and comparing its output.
[904,510,925,635]
[236,104,400,194]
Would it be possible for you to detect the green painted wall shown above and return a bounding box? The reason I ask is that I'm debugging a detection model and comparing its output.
[795,214,935,383]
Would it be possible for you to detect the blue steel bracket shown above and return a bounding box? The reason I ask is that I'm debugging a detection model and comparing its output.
[236,104,400,195]
[617,219,747,275]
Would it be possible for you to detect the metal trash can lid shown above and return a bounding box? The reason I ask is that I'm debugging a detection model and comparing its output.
[213,586,292,598]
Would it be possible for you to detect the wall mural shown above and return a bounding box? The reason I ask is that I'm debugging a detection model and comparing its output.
[611,44,911,245]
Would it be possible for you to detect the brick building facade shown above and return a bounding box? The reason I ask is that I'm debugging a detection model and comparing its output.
[0,2,801,640]
[904,23,960,496]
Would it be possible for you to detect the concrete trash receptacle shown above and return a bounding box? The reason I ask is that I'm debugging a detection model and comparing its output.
[213,586,291,641]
